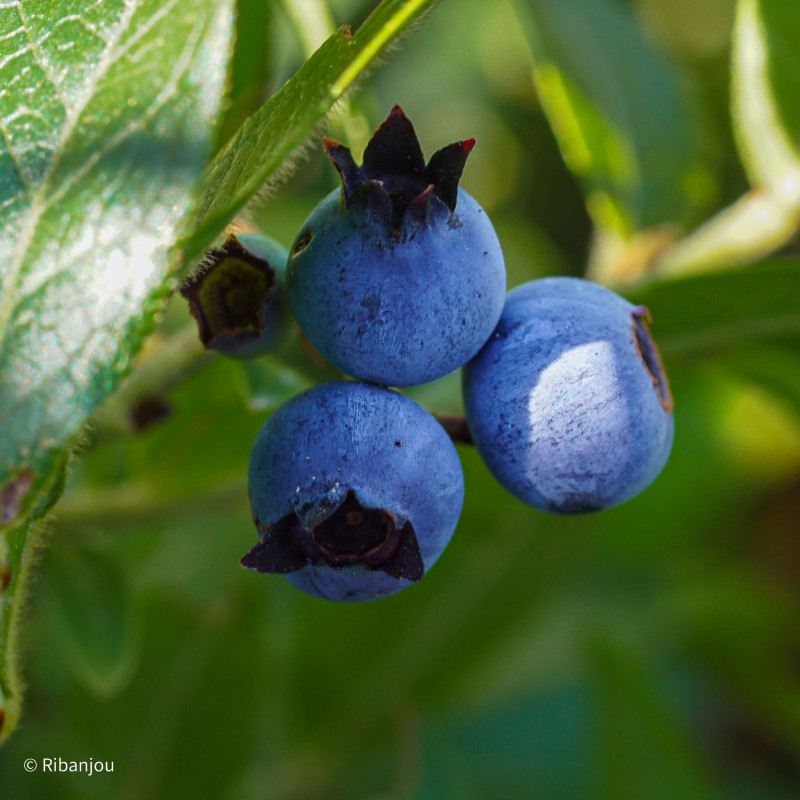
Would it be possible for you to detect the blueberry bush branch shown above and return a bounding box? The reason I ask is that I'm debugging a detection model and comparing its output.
[0,0,442,746]
[653,0,800,277]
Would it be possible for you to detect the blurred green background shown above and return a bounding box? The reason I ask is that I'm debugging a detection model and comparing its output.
[4,0,800,797]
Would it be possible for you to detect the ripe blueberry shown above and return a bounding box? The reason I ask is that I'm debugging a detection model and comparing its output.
[286,105,506,387]
[463,278,674,514]
[241,381,464,601]
[181,233,292,359]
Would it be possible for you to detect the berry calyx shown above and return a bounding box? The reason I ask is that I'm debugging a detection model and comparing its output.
[241,489,424,581]
[322,104,475,232]
[181,233,291,359]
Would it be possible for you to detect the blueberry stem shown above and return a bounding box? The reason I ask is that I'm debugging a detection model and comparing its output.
[91,325,215,438]
[434,414,473,446]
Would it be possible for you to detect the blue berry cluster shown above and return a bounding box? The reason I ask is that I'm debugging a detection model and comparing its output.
[185,107,674,602]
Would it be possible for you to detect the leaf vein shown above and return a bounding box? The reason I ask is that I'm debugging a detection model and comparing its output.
[0,0,140,353]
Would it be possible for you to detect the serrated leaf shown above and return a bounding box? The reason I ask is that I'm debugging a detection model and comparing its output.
[0,0,235,530]
[627,259,800,359]
[184,0,441,260]
[512,0,707,233]
[732,0,800,200]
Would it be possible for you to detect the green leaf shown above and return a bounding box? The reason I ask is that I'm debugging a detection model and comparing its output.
[732,0,800,199]
[43,544,142,698]
[0,0,235,531]
[184,0,441,261]
[671,568,800,763]
[627,259,800,359]
[511,0,707,234]
[718,345,800,422]
[416,689,589,800]
[652,0,800,277]
[238,358,313,413]
[585,634,721,800]
[0,0,236,746]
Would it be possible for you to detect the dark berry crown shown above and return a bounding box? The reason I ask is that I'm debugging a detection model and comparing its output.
[323,105,475,231]
[181,234,276,350]
[241,489,425,582]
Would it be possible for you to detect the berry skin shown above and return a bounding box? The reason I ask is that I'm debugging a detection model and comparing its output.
[241,381,464,601]
[286,105,506,387]
[181,233,292,359]
[463,278,674,514]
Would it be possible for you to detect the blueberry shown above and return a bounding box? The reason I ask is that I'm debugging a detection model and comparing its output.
[463,277,674,513]
[241,381,464,601]
[286,105,506,387]
[181,233,292,359]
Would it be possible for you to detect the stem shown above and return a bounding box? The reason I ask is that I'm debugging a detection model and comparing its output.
[0,522,41,744]
[55,478,244,526]
[652,189,800,278]
[435,414,473,446]
[92,324,215,438]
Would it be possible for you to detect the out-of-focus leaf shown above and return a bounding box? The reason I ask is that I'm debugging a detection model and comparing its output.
[238,358,313,413]
[135,597,272,800]
[234,331,339,413]
[63,358,260,512]
[652,0,800,277]
[671,568,800,762]
[585,634,721,800]
[185,0,441,261]
[512,0,707,234]
[732,0,800,199]
[719,345,800,422]
[0,0,235,531]
[415,689,589,800]
[627,259,800,358]
[44,545,141,698]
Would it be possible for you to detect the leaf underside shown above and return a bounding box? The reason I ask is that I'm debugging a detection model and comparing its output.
[0,0,236,528]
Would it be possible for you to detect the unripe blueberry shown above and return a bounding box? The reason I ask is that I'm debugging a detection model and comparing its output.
[242,381,464,601]
[286,105,506,387]
[463,277,674,513]
[181,233,292,359]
